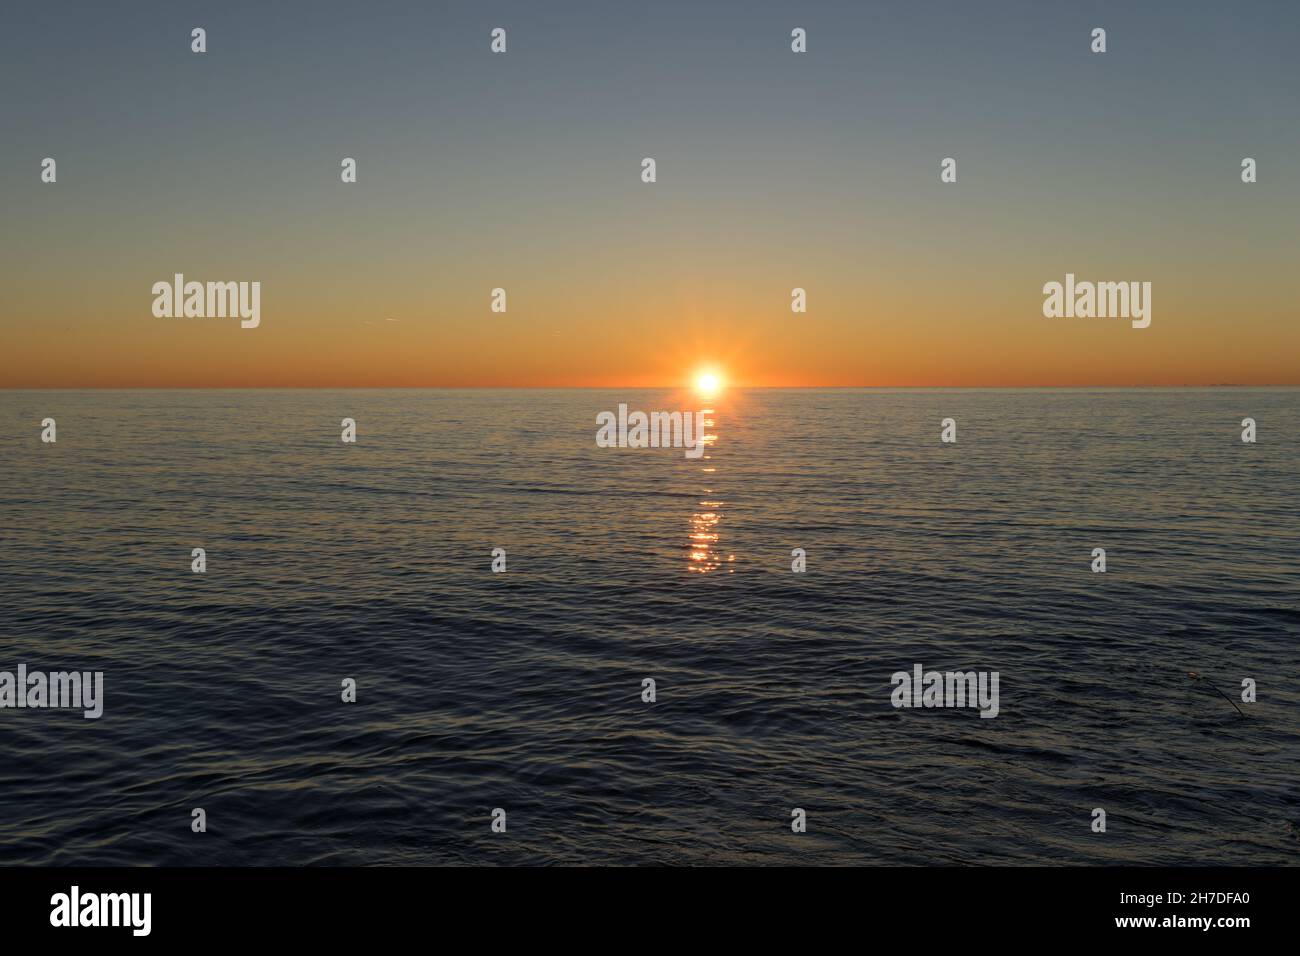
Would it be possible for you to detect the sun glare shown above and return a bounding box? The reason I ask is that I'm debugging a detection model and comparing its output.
[694,370,723,395]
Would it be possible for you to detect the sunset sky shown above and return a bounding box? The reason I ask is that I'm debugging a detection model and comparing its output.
[2,0,1297,388]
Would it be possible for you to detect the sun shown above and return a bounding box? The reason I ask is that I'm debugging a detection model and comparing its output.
[694,370,723,395]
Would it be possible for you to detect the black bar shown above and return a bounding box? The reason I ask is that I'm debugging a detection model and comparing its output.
[0,866,1282,942]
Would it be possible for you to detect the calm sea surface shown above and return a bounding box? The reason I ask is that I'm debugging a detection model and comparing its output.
[1,388,1296,865]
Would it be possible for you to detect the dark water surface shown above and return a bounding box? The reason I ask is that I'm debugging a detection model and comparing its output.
[1,388,1296,865]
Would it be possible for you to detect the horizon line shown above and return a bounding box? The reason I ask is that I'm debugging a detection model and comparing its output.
[4,384,1297,391]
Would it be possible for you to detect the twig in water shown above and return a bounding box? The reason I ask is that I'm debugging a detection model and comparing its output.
[1186,671,1245,718]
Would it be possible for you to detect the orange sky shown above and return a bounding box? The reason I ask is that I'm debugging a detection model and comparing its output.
[4,251,1296,387]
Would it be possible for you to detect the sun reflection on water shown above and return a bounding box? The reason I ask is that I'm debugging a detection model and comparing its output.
[687,405,736,573]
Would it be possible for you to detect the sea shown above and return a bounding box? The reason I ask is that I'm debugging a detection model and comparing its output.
[1,388,1296,865]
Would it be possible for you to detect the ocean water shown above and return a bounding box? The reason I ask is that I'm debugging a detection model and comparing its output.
[0,388,1296,866]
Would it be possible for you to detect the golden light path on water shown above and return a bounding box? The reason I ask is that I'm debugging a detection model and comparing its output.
[687,388,734,573]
